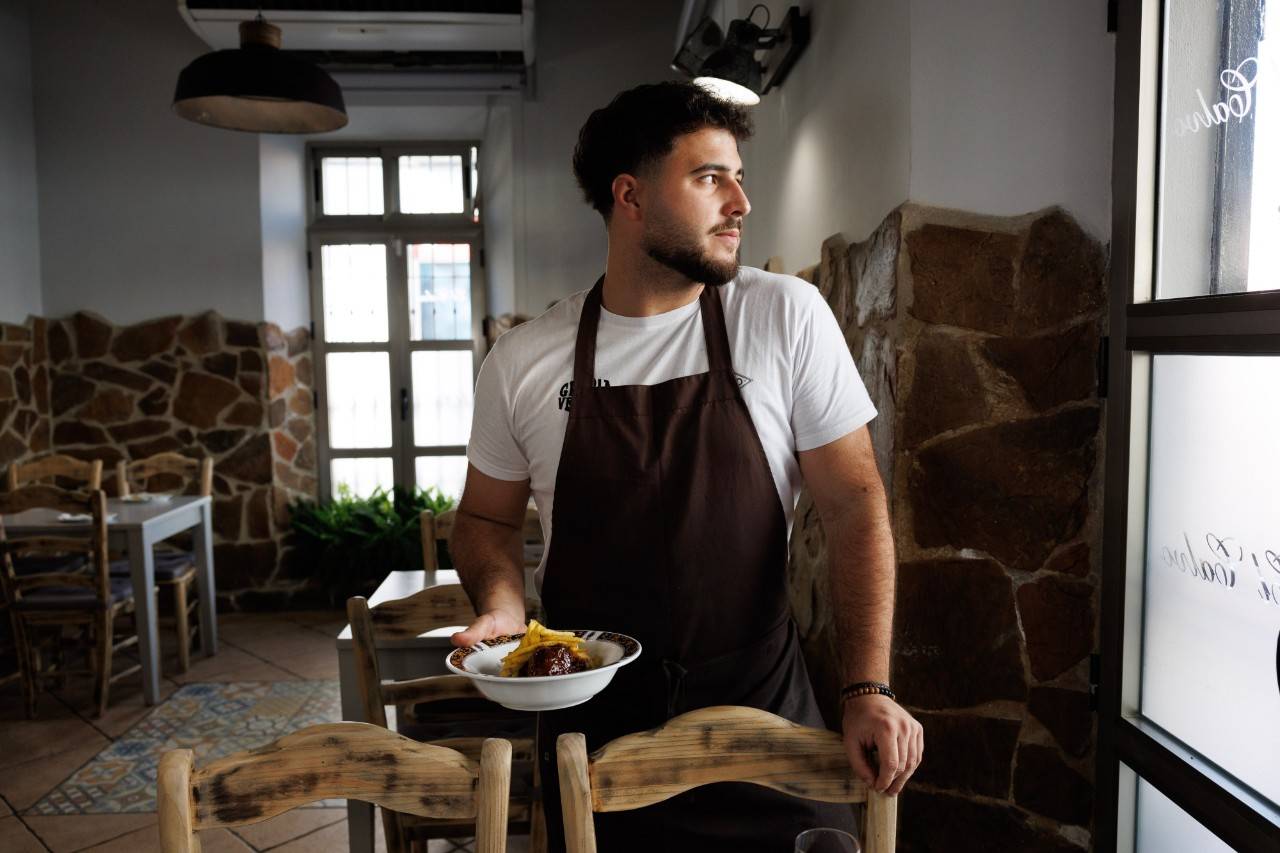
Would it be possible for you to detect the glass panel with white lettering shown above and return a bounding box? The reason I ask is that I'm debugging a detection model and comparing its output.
[1158,0,1277,297]
[1142,354,1280,806]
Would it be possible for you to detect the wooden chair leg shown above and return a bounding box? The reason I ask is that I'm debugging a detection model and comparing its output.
[529,744,548,853]
[172,579,191,674]
[95,610,113,718]
[382,808,406,853]
[14,618,39,719]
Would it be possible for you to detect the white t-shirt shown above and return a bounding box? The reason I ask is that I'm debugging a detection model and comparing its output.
[467,266,877,589]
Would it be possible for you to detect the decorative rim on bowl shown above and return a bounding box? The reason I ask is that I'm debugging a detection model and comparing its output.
[447,629,641,682]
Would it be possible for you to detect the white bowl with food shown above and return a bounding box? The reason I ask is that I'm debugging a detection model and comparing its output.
[445,621,642,712]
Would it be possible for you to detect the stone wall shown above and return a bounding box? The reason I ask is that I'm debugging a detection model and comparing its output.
[785,205,1106,852]
[0,319,51,471]
[0,311,318,608]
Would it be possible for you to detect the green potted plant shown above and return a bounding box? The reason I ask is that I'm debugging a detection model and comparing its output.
[287,484,456,603]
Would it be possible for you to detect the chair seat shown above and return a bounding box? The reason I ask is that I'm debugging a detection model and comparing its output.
[108,552,195,581]
[398,699,537,743]
[16,577,134,611]
[11,554,88,576]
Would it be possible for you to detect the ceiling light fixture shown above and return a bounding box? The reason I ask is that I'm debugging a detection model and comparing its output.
[673,4,810,106]
[173,16,348,134]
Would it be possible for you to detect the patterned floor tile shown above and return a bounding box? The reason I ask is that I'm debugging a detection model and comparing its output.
[28,680,340,816]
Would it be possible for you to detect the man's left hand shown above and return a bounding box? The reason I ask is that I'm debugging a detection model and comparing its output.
[841,694,923,796]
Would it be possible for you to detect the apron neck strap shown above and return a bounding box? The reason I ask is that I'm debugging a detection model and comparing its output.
[573,276,734,392]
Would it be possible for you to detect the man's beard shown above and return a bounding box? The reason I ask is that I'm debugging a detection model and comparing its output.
[642,216,740,287]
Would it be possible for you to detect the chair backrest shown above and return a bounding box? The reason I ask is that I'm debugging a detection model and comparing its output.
[347,587,486,730]
[421,506,541,572]
[157,722,512,853]
[115,452,213,498]
[0,486,110,605]
[556,706,898,853]
[6,454,103,492]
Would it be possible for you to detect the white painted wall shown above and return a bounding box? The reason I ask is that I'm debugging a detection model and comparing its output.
[736,0,1114,271]
[30,0,264,323]
[259,135,310,331]
[0,0,43,322]
[481,101,519,317]
[736,0,913,271]
[516,0,688,314]
[908,0,1115,241]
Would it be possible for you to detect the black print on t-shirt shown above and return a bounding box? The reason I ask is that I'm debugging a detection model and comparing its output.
[735,373,753,388]
[557,378,611,412]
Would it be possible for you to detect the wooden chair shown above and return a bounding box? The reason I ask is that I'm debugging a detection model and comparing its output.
[6,454,103,492]
[157,722,512,853]
[112,453,213,673]
[0,457,104,688]
[0,486,140,718]
[4,454,103,577]
[348,587,544,853]
[421,506,543,574]
[557,706,898,853]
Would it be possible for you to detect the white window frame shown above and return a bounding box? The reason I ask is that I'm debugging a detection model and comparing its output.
[307,141,485,499]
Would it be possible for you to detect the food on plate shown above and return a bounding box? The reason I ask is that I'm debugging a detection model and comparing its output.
[499,620,592,677]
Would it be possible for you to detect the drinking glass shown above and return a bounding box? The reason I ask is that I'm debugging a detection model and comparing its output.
[794,827,861,853]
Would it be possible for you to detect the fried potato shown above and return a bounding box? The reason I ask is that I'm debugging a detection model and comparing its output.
[500,619,591,677]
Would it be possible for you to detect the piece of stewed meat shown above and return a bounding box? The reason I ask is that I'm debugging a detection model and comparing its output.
[519,643,589,676]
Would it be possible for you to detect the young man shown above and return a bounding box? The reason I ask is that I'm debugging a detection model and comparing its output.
[451,81,922,851]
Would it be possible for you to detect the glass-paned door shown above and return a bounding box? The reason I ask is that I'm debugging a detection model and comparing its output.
[312,237,479,500]
[315,242,398,498]
[308,142,482,502]
[1101,2,1280,851]
[404,241,475,500]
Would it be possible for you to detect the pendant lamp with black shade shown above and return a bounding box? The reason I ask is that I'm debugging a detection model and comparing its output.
[173,17,348,134]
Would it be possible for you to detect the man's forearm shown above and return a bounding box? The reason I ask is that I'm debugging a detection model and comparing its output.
[450,509,527,620]
[826,496,896,685]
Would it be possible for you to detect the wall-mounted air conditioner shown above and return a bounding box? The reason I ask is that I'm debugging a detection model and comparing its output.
[177,1,535,83]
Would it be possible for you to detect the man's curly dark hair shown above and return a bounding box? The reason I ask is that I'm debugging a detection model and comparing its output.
[572,81,754,221]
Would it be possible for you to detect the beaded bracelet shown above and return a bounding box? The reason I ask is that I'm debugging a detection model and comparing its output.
[840,681,896,702]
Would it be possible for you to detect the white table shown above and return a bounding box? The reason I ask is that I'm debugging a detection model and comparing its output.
[336,568,462,853]
[1,495,218,705]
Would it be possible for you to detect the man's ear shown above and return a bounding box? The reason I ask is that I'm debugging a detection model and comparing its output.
[611,174,643,222]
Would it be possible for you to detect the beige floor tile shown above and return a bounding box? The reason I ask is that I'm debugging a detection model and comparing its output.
[196,827,255,852]
[0,737,107,811]
[73,822,249,853]
[301,617,347,635]
[51,674,179,739]
[426,839,476,852]
[228,807,345,850]
[217,615,304,646]
[285,609,346,624]
[23,812,158,852]
[226,620,325,650]
[259,644,339,681]
[219,619,338,680]
[267,818,351,852]
[0,709,109,773]
[253,636,336,661]
[75,822,154,853]
[0,679,76,721]
[0,816,47,853]
[168,644,299,685]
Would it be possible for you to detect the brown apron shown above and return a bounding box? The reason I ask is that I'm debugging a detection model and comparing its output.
[536,277,856,852]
